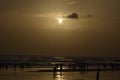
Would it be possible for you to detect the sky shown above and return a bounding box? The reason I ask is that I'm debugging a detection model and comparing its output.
[0,0,120,57]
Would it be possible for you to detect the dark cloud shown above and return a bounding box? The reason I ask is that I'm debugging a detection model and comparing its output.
[65,13,79,19]
[82,14,92,18]
[80,14,93,19]
[87,14,92,18]
[63,13,92,19]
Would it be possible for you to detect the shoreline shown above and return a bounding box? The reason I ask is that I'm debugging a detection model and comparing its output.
[27,68,120,72]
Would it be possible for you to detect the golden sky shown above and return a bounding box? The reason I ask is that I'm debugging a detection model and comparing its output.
[0,0,120,57]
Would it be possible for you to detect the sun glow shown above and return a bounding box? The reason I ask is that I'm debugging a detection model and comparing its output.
[58,18,63,24]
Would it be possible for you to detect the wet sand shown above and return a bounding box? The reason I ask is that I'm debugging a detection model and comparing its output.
[27,68,120,72]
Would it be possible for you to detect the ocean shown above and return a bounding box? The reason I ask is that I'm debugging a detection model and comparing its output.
[0,56,120,80]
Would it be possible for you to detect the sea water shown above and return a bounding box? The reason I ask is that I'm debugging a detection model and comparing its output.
[0,56,120,80]
[0,68,120,80]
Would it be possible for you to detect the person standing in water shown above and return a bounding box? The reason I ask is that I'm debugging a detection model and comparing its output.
[60,64,63,76]
[53,66,57,78]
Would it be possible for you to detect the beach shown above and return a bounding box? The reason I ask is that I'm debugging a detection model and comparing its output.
[0,68,120,80]
[0,56,120,80]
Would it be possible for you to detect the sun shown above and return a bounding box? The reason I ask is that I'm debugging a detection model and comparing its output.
[58,18,63,24]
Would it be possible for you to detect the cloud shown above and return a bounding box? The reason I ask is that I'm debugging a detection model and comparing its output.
[62,13,93,19]
[68,1,78,5]
[81,14,93,18]
[66,13,79,19]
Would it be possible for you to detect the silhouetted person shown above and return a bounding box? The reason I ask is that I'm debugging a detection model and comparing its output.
[96,66,100,80]
[86,65,88,70]
[55,64,58,68]
[14,64,17,71]
[68,64,72,69]
[72,64,76,70]
[103,64,107,69]
[0,64,1,70]
[19,63,24,69]
[14,64,17,76]
[96,71,99,80]
[60,64,63,76]
[4,63,8,70]
[53,66,57,78]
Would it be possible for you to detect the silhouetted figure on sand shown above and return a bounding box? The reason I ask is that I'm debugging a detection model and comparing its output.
[96,66,100,80]
[53,66,57,78]
[60,64,63,76]
[96,71,99,80]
